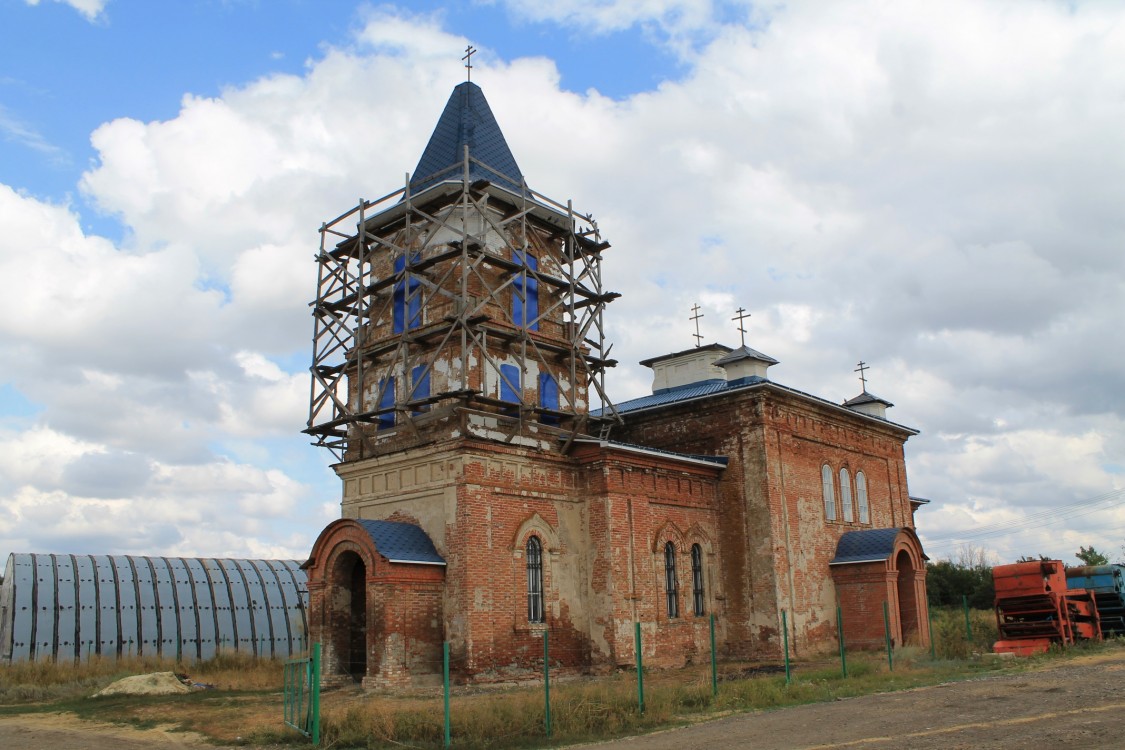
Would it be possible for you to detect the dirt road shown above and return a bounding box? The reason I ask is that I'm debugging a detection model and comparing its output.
[590,650,1125,750]
[3,650,1124,749]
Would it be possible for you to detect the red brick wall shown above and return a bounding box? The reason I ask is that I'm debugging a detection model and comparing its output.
[613,383,920,657]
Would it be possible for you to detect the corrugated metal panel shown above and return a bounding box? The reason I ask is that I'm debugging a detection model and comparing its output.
[0,553,308,663]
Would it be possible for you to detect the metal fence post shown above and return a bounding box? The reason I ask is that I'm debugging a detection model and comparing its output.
[929,606,936,660]
[710,613,718,697]
[782,609,791,685]
[962,594,973,642]
[635,622,645,714]
[310,642,321,746]
[544,630,552,738]
[443,642,451,748]
[883,601,894,671]
[837,605,848,678]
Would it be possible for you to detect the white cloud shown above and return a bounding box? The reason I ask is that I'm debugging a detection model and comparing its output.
[23,0,106,22]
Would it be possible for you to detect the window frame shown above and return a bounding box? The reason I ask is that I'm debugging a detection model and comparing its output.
[526,536,544,623]
[664,541,679,618]
[822,464,837,521]
[691,543,705,617]
[840,467,854,522]
[856,470,870,524]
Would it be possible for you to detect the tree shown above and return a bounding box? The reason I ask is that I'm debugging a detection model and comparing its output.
[1075,545,1109,566]
[927,545,996,609]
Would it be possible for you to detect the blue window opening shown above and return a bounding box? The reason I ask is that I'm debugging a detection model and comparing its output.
[512,251,539,331]
[393,254,422,334]
[500,364,521,405]
[538,372,559,425]
[377,376,395,430]
[410,365,430,414]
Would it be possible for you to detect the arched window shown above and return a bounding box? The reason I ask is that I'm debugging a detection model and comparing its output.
[377,376,395,430]
[822,464,837,521]
[840,467,854,522]
[512,250,539,330]
[527,536,544,623]
[856,471,869,524]
[691,544,705,616]
[392,254,422,333]
[664,542,679,618]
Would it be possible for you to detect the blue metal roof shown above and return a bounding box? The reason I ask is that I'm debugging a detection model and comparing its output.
[409,82,526,195]
[604,377,767,415]
[830,528,902,565]
[843,390,894,408]
[357,520,446,565]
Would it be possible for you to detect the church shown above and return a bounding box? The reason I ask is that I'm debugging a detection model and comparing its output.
[301,79,931,688]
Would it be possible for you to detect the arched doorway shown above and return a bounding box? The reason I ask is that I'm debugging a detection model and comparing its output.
[896,549,920,645]
[329,551,367,680]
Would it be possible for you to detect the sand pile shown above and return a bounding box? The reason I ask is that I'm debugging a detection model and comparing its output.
[93,671,191,697]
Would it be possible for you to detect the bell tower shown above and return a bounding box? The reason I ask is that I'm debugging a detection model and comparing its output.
[305,82,620,461]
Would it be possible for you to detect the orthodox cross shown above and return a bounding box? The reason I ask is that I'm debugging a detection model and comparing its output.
[855,360,869,392]
[690,304,704,347]
[462,45,476,82]
[732,307,750,348]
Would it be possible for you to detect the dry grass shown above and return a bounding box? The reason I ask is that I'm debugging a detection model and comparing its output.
[2,631,1111,749]
[0,651,282,703]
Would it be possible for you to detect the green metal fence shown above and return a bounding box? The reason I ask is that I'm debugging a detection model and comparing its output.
[284,642,321,746]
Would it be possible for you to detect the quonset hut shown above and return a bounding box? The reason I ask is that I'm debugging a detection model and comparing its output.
[0,553,308,662]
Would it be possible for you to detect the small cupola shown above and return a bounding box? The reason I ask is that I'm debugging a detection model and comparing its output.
[640,344,731,393]
[843,361,892,419]
[713,345,778,384]
[843,391,894,419]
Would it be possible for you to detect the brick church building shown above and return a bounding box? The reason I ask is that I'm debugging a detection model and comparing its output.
[302,81,930,688]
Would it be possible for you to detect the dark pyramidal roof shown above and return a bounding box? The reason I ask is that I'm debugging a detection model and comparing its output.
[410,82,526,196]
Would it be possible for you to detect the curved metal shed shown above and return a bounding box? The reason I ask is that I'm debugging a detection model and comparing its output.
[0,553,308,663]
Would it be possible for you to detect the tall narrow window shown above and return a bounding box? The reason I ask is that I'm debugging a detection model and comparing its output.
[377,376,395,430]
[410,365,430,414]
[500,363,521,404]
[512,250,539,331]
[538,372,559,425]
[840,468,854,522]
[527,536,544,623]
[691,544,705,616]
[664,542,679,618]
[822,464,837,521]
[856,471,870,524]
[393,254,422,334]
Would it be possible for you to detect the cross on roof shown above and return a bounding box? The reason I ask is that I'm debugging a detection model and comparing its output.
[462,45,476,82]
[732,307,750,348]
[855,360,869,392]
[690,304,704,347]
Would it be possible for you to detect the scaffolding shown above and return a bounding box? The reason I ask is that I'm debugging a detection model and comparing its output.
[306,150,621,462]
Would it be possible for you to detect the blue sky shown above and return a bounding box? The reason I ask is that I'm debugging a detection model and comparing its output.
[1,0,1124,567]
[1,1,681,217]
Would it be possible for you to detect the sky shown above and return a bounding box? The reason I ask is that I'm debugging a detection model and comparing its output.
[1,0,1123,569]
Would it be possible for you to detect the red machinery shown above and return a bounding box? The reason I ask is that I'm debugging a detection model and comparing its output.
[992,560,1100,656]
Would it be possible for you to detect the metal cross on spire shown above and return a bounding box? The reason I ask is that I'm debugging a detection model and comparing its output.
[462,45,476,82]
[732,307,750,348]
[855,360,869,392]
[690,304,704,347]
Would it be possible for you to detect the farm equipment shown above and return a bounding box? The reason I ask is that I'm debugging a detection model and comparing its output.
[1066,564,1125,637]
[992,560,1100,656]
